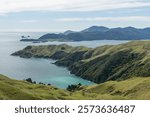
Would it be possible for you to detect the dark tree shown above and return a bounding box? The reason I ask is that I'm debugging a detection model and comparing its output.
[25,78,32,83]
[39,82,45,85]
[47,83,51,86]
[61,47,66,50]
[66,83,82,92]
[78,83,82,86]
[32,81,36,84]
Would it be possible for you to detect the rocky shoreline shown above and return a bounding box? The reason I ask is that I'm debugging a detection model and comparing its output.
[12,41,150,84]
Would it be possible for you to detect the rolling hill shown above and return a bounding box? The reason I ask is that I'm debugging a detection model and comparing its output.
[0,74,150,100]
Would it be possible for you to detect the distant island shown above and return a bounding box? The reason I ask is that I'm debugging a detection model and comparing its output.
[20,26,150,42]
[21,35,48,43]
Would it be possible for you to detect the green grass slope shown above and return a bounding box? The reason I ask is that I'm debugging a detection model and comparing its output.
[12,44,90,58]
[12,41,150,84]
[0,74,150,100]
[81,77,150,99]
[69,41,150,83]
[0,75,70,100]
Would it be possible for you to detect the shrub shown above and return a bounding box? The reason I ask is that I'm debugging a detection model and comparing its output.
[25,78,36,84]
[25,78,32,83]
[66,83,82,92]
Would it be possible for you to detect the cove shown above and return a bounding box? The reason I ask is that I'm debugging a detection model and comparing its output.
[0,32,128,89]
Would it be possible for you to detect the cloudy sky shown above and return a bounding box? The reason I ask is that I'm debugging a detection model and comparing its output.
[0,0,150,32]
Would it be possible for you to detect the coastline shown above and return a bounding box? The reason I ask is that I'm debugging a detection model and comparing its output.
[12,40,150,84]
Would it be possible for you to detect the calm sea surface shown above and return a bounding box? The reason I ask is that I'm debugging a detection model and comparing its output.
[0,32,129,88]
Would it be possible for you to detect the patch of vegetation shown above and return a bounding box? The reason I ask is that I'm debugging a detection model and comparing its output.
[66,83,82,92]
[0,74,150,100]
[25,78,34,83]
[25,78,51,86]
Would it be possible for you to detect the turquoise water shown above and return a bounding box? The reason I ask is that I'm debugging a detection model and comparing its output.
[0,32,128,89]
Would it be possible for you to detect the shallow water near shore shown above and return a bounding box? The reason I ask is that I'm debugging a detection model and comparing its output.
[0,32,129,89]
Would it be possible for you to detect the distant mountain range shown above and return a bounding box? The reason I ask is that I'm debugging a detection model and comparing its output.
[21,26,150,42]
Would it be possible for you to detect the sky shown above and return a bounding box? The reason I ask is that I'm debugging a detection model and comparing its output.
[0,0,150,32]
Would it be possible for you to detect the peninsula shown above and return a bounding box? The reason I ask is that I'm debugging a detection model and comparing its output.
[12,41,150,84]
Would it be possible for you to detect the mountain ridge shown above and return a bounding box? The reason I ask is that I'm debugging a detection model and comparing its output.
[20,26,150,42]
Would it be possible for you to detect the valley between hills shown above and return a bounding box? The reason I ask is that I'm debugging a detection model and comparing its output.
[0,40,150,100]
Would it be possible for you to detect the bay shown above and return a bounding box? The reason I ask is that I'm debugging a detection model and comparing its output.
[0,32,129,89]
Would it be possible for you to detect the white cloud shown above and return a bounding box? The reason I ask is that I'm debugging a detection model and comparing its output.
[21,20,38,23]
[57,16,150,22]
[0,0,149,15]
[0,28,65,32]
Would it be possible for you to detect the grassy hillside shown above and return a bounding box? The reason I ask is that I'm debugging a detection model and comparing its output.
[0,74,150,100]
[12,44,89,58]
[81,77,150,99]
[69,41,150,83]
[0,74,70,100]
[12,41,150,84]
